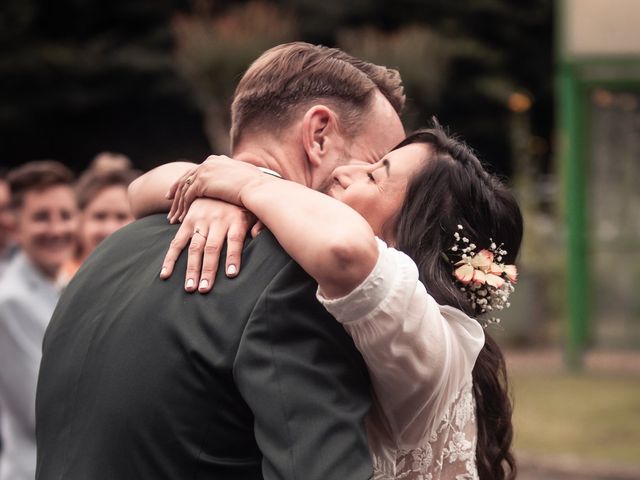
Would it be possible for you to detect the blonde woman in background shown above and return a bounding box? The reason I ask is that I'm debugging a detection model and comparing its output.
[59,166,139,282]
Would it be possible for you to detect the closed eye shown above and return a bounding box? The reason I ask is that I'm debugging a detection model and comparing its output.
[367,172,376,182]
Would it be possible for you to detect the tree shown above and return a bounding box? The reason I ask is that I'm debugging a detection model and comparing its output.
[171,1,296,152]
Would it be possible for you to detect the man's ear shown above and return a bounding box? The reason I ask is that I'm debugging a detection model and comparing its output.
[301,105,338,168]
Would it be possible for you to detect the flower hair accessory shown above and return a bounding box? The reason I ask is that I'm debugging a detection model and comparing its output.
[448,225,517,327]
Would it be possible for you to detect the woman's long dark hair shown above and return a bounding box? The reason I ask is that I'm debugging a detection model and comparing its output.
[392,122,522,480]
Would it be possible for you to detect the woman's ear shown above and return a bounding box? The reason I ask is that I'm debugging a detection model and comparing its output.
[301,105,337,167]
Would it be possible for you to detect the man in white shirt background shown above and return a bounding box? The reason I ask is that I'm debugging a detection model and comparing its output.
[0,161,78,480]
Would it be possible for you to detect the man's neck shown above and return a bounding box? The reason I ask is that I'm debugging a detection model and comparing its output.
[232,139,311,187]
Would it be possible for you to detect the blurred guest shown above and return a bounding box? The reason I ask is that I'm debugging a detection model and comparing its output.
[0,161,77,480]
[89,151,132,173]
[59,167,139,281]
[0,172,17,277]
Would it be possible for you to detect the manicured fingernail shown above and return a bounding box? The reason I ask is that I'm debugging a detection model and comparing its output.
[186,278,194,289]
[199,279,208,290]
[227,265,237,276]
[160,267,167,277]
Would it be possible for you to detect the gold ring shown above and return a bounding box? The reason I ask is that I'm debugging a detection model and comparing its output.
[185,176,194,185]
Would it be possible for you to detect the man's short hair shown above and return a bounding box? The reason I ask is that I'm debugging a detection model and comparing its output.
[8,160,75,211]
[230,42,405,150]
[75,167,141,211]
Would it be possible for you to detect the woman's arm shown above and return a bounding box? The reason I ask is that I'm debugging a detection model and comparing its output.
[128,162,195,218]
[170,156,379,298]
[242,176,378,298]
[319,244,485,448]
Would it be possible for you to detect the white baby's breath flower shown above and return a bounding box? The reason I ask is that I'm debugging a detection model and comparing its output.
[448,225,516,326]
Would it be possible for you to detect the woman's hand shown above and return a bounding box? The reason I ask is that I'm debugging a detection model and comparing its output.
[166,155,263,224]
[160,198,256,293]
[128,162,195,219]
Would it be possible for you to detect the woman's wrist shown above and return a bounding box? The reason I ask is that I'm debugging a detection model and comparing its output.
[238,172,278,207]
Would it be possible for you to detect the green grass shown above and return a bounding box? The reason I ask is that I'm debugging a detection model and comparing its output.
[510,372,640,464]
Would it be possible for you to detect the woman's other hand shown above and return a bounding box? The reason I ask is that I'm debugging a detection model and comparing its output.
[166,155,263,224]
[160,198,256,293]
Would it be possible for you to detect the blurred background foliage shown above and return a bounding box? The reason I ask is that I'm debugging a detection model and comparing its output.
[171,1,296,149]
[0,0,553,176]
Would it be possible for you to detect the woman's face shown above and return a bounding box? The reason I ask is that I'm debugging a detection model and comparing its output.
[326,142,430,241]
[79,185,133,257]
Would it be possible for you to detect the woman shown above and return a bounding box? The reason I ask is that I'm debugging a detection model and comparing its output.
[133,125,522,479]
[59,167,139,282]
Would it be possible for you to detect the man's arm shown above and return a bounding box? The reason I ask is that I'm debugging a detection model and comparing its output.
[234,258,373,480]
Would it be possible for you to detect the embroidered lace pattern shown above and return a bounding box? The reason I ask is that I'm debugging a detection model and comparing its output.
[372,382,479,480]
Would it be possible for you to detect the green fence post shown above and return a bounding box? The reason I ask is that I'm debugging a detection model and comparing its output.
[559,63,589,369]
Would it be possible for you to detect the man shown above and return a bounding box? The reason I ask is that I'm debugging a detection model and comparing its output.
[36,43,405,480]
[0,161,78,480]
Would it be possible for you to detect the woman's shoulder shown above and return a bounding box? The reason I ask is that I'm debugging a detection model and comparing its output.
[380,238,484,343]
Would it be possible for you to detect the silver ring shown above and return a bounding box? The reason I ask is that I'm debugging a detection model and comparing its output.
[193,228,207,239]
[185,176,194,185]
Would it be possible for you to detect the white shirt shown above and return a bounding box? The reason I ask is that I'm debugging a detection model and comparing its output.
[0,252,61,480]
[318,238,485,479]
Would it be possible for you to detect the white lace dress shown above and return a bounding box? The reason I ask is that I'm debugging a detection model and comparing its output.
[318,239,485,480]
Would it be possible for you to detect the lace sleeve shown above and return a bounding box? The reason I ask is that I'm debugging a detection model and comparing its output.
[318,238,484,449]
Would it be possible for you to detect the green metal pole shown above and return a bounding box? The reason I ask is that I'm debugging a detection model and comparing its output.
[559,63,589,369]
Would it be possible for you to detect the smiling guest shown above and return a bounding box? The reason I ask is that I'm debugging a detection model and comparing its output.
[60,167,139,282]
[0,160,78,480]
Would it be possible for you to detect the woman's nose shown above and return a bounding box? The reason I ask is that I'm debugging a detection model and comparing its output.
[331,165,352,184]
[333,163,371,179]
[332,165,366,188]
